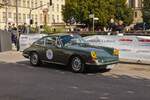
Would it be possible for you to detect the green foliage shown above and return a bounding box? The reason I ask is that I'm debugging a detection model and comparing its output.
[143,0,150,23]
[30,27,37,33]
[42,25,66,34]
[114,0,133,25]
[62,0,133,27]
[43,25,52,34]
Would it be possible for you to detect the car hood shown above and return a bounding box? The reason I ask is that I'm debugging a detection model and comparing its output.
[66,44,115,58]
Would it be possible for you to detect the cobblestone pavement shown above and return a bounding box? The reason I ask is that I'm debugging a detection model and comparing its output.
[0,51,27,63]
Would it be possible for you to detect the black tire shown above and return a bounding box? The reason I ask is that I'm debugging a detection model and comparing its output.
[70,56,85,73]
[30,52,41,66]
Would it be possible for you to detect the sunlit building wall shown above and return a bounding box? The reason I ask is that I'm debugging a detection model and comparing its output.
[127,0,143,23]
[0,0,65,29]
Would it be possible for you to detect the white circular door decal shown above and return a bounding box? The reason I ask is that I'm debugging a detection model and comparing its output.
[46,49,53,60]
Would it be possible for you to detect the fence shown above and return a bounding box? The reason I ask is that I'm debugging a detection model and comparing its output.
[85,35,150,64]
[0,30,12,52]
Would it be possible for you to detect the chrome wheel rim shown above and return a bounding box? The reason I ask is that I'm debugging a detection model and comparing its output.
[72,57,82,71]
[31,53,38,65]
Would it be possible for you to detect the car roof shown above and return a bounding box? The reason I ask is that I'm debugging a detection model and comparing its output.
[51,33,70,37]
[45,33,80,37]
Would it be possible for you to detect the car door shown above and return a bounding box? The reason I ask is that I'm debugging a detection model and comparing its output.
[33,38,46,60]
[44,36,69,65]
[52,37,69,65]
[42,36,58,63]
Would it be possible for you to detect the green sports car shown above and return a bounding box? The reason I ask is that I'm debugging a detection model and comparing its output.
[23,33,119,72]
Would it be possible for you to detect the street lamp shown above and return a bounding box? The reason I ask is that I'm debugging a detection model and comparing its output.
[15,0,19,51]
[89,14,99,32]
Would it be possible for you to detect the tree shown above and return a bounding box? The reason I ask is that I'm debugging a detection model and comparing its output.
[62,0,133,28]
[114,0,133,25]
[143,0,150,23]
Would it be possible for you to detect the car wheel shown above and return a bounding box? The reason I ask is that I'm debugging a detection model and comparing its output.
[30,52,41,66]
[70,56,85,73]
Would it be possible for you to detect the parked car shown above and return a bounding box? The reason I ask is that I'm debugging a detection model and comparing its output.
[134,23,150,30]
[23,33,119,72]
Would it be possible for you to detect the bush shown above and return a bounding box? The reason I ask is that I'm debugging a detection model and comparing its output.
[43,25,52,34]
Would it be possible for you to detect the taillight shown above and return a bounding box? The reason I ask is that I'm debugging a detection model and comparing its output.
[113,49,119,56]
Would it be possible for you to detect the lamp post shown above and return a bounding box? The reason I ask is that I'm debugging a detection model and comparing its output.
[15,0,19,51]
[89,14,94,32]
[89,14,99,32]
[92,15,95,32]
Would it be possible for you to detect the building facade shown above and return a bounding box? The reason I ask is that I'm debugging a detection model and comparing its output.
[127,0,143,23]
[0,0,65,29]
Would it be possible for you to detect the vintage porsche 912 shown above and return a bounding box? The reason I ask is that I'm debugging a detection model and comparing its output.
[23,34,119,72]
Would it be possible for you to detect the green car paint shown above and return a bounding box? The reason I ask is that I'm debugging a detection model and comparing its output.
[23,34,119,69]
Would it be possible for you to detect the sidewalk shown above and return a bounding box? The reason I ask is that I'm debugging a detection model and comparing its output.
[0,51,27,63]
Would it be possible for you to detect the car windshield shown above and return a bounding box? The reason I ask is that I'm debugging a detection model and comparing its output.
[60,35,88,46]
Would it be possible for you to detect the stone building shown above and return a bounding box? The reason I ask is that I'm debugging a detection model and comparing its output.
[0,0,65,29]
[127,0,143,23]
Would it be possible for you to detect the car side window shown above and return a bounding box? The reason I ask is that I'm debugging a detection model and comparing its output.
[35,38,45,45]
[45,37,56,46]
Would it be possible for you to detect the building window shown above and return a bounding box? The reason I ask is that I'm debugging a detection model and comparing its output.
[57,4,59,12]
[132,0,135,8]
[23,0,26,7]
[40,14,43,23]
[52,15,55,23]
[134,12,137,18]
[3,12,6,22]
[61,5,64,11]
[18,0,21,7]
[18,13,21,22]
[23,14,26,22]
[27,14,30,19]
[129,0,135,8]
[12,0,16,6]
[47,14,49,24]
[52,4,54,11]
[31,1,34,8]
[35,14,38,23]
[35,0,37,8]
[57,15,59,23]
[8,12,12,18]
[14,13,16,22]
[32,14,34,20]
[40,1,43,9]
[8,0,12,5]
[138,0,142,8]
[27,0,30,8]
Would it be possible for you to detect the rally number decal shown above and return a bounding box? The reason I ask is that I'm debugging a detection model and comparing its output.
[46,49,53,60]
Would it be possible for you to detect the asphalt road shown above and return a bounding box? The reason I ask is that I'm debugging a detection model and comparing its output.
[0,61,150,100]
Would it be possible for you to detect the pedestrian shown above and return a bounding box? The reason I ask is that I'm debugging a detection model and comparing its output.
[22,23,27,34]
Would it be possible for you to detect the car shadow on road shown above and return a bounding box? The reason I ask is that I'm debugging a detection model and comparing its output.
[16,60,110,74]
